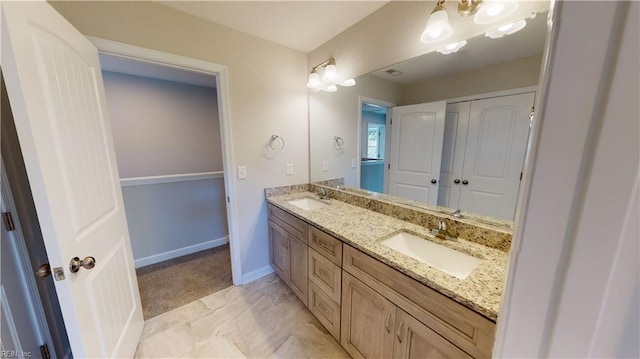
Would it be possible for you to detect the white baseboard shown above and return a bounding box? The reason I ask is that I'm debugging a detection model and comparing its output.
[134,236,229,268]
[241,265,274,285]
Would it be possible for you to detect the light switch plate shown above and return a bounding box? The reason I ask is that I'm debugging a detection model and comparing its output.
[238,166,247,179]
[322,161,329,172]
[351,159,357,168]
[286,163,294,175]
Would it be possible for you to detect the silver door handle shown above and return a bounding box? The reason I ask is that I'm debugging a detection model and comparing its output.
[69,256,96,273]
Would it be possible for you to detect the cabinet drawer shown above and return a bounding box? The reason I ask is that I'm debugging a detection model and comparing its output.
[308,248,341,304]
[309,282,341,342]
[308,226,342,266]
[343,245,495,358]
[268,204,307,243]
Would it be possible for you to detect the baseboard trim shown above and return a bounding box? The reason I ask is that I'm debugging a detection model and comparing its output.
[241,265,274,285]
[134,236,229,268]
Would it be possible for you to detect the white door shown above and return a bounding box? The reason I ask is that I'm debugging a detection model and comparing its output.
[458,93,535,220]
[437,101,470,208]
[388,101,446,204]
[2,2,143,357]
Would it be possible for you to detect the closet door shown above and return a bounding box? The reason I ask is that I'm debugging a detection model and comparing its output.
[438,102,470,209]
[458,93,535,220]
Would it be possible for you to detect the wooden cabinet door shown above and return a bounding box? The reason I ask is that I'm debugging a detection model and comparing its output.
[393,309,473,359]
[268,220,290,282]
[288,235,308,306]
[341,272,395,359]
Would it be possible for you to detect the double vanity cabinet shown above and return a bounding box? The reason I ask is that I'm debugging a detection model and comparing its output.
[267,201,497,358]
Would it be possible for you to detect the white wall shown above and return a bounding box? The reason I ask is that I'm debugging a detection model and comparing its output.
[309,74,402,185]
[102,72,222,177]
[403,54,542,104]
[50,1,309,280]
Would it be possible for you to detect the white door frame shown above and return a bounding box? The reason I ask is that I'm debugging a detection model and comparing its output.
[88,37,242,286]
[356,96,394,190]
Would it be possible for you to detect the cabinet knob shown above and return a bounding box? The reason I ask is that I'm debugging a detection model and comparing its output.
[462,179,469,185]
[453,179,461,184]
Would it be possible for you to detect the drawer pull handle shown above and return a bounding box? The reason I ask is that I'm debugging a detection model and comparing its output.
[397,321,404,343]
[315,238,333,252]
[385,312,392,333]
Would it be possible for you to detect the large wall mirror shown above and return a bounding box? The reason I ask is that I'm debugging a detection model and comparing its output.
[309,6,550,223]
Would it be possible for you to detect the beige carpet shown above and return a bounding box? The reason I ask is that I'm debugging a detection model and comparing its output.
[136,244,232,319]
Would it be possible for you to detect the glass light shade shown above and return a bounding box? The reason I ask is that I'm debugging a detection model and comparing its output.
[437,40,468,55]
[322,64,338,82]
[339,78,356,87]
[474,0,518,24]
[485,19,526,38]
[323,85,338,92]
[420,9,453,44]
[306,72,320,89]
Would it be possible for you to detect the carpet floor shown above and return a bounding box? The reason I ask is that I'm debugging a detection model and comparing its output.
[136,244,232,319]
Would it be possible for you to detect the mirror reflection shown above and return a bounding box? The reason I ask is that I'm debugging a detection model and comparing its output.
[309,10,549,222]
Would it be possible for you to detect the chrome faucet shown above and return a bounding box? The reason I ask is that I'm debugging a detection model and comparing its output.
[451,209,463,218]
[432,219,449,240]
[317,188,330,200]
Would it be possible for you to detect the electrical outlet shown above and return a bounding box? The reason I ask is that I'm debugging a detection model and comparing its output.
[322,161,329,172]
[286,163,294,175]
[351,159,357,168]
[238,166,247,179]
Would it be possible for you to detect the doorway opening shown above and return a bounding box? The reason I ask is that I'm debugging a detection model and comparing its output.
[357,97,395,193]
[92,39,242,319]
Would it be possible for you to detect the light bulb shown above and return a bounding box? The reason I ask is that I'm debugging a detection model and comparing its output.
[437,40,467,55]
[323,85,338,92]
[420,6,453,44]
[322,64,338,82]
[339,79,356,87]
[485,19,526,38]
[306,72,320,89]
[474,0,518,24]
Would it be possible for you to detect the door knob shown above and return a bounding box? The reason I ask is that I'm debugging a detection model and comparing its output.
[431,179,437,184]
[35,263,51,278]
[69,256,96,273]
[453,179,461,184]
[462,180,469,185]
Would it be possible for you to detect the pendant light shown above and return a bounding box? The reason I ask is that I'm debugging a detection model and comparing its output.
[421,0,453,44]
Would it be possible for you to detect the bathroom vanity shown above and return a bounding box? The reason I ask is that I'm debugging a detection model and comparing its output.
[265,184,509,358]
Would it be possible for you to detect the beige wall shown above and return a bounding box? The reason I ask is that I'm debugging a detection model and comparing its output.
[50,1,309,278]
[403,54,543,104]
[309,74,403,185]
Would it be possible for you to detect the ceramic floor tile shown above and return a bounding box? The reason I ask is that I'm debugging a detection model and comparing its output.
[136,273,347,359]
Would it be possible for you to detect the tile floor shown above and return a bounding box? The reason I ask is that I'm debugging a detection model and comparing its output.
[135,273,350,358]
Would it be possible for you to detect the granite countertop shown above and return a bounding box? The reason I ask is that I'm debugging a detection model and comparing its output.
[266,191,508,321]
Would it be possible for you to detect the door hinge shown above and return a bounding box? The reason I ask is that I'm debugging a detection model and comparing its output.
[40,344,51,359]
[390,119,393,125]
[227,196,230,203]
[387,164,391,170]
[2,212,15,232]
[520,172,523,181]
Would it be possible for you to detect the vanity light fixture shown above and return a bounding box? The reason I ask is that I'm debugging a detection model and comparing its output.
[306,58,356,92]
[421,0,519,44]
[421,0,453,44]
[485,19,526,38]
[473,0,518,24]
[437,40,468,54]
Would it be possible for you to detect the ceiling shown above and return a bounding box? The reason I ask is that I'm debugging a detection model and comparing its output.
[158,1,390,53]
[371,10,549,85]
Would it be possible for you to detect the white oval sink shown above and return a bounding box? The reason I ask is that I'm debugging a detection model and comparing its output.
[288,197,329,211]
[380,232,482,279]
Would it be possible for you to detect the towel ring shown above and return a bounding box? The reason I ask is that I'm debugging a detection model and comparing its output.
[269,135,285,152]
[333,136,344,150]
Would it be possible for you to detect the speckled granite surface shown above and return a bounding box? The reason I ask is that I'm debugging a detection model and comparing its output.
[309,184,513,252]
[264,183,310,197]
[266,191,507,321]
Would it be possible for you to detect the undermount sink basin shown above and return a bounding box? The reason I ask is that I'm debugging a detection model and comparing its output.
[380,232,482,279]
[288,197,329,211]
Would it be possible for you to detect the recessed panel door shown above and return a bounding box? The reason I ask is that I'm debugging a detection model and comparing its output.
[388,101,446,204]
[2,2,143,357]
[458,93,535,220]
[438,101,471,209]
